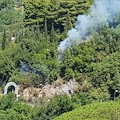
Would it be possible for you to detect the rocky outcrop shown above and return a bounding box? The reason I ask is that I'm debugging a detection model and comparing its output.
[22,79,79,103]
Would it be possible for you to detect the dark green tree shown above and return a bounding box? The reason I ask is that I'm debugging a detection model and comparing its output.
[65,12,72,30]
[44,16,48,41]
[50,23,55,42]
[2,29,7,50]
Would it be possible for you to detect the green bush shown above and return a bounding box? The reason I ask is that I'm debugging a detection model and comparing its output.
[54,101,120,120]
[0,93,32,120]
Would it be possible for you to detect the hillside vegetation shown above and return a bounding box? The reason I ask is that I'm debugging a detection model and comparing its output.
[23,0,93,30]
[0,93,32,120]
[0,0,23,32]
[0,0,120,102]
[54,101,120,120]
[1,0,120,119]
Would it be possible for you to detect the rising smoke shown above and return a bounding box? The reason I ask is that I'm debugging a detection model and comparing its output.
[57,0,120,61]
[20,62,30,75]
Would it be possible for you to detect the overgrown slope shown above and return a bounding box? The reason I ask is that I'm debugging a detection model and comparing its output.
[54,101,120,120]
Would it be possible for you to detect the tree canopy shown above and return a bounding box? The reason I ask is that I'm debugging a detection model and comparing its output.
[23,0,93,30]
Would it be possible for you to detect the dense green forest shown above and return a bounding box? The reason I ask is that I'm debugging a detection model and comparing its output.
[1,0,120,119]
[23,0,93,30]
[0,0,94,86]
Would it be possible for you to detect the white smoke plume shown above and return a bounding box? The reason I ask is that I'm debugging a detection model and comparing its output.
[58,0,120,61]
[20,62,30,75]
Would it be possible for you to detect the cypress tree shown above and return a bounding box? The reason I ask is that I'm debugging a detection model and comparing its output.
[2,29,7,50]
[66,12,72,30]
[63,24,68,39]
[31,25,35,38]
[50,23,55,42]
[36,22,40,35]
[63,12,72,39]
[44,16,48,41]
[36,22,41,39]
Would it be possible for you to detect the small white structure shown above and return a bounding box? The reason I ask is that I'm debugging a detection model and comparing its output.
[11,37,16,43]
[4,82,20,101]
